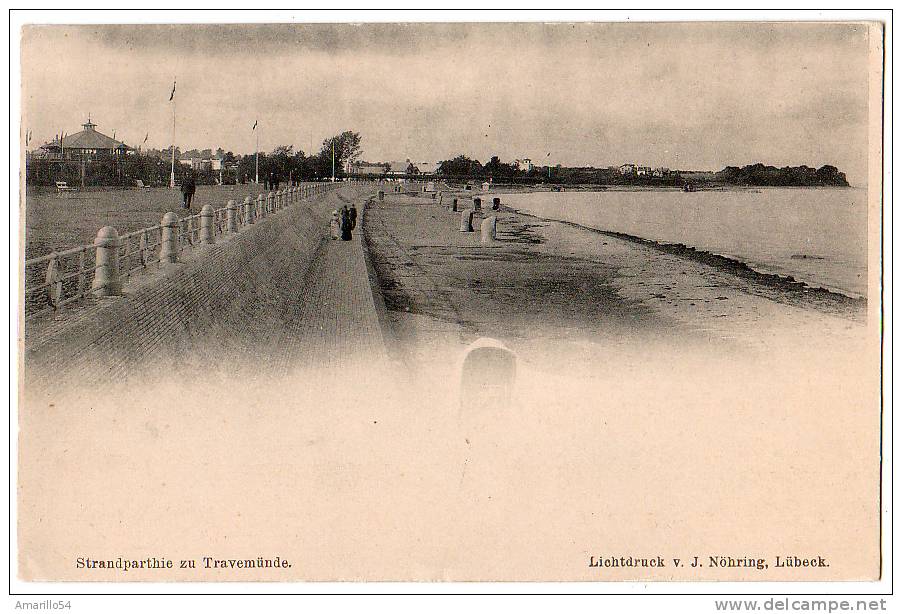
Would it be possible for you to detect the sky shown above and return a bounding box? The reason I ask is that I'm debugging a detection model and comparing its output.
[20,22,876,184]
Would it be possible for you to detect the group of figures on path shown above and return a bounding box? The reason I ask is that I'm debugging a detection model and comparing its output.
[331,204,357,241]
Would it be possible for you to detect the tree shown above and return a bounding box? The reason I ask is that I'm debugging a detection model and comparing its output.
[483,155,517,181]
[438,155,483,179]
[319,130,363,178]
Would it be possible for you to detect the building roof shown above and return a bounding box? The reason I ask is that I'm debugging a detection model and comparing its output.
[353,164,387,175]
[40,119,130,151]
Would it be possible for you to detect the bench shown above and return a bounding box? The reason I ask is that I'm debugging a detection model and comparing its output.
[55,181,76,195]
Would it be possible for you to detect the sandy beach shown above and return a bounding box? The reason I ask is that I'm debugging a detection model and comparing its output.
[364,189,868,379]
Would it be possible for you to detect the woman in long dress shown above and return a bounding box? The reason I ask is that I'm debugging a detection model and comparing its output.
[330,210,341,240]
[340,206,353,241]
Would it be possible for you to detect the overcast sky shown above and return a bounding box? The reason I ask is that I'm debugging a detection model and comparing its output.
[21,22,875,183]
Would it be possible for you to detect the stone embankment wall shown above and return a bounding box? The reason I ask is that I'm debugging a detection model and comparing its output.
[24,185,371,396]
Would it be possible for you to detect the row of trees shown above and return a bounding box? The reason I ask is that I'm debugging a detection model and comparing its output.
[434,155,851,188]
[435,155,683,185]
[715,164,849,187]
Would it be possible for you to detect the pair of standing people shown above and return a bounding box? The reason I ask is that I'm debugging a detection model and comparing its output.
[330,204,357,241]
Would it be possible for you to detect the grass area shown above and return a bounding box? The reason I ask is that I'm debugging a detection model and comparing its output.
[24,184,282,261]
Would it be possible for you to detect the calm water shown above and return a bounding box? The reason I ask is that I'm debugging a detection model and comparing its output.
[503,188,868,299]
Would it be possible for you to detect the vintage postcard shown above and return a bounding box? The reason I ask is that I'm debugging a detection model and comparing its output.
[15,18,887,585]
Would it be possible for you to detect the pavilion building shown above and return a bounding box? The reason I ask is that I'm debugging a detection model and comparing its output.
[36,117,132,160]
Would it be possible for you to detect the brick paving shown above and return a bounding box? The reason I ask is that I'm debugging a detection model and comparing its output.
[281,195,391,373]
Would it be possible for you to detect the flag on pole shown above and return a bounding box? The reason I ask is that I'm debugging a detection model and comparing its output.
[143,133,149,144]
[169,80,176,101]
[252,120,257,130]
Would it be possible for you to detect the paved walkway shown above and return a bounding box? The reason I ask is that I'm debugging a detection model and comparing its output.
[282,194,392,375]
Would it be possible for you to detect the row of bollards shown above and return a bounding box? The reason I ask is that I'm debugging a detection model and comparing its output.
[89,182,340,298]
[453,195,497,244]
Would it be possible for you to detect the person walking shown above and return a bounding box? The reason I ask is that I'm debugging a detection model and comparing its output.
[330,210,341,240]
[349,204,358,230]
[181,172,196,210]
[340,205,352,241]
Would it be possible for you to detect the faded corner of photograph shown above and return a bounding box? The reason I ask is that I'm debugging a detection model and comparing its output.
[17,19,884,583]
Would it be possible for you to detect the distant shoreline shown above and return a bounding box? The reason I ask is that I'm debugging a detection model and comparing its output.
[480,183,860,194]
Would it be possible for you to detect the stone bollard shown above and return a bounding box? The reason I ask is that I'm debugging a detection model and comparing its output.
[492,197,501,210]
[91,226,122,296]
[257,193,266,219]
[473,197,482,211]
[160,212,180,265]
[451,197,458,212]
[226,200,238,233]
[378,190,384,201]
[267,191,275,214]
[481,215,497,244]
[200,205,215,244]
[459,339,517,412]
[459,209,475,232]
[244,196,254,225]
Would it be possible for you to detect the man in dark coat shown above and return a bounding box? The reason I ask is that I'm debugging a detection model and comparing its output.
[349,205,358,230]
[181,173,196,209]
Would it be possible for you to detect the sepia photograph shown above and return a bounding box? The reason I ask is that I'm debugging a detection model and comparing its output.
[10,9,891,604]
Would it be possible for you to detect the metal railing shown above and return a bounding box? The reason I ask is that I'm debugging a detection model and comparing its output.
[24,181,353,319]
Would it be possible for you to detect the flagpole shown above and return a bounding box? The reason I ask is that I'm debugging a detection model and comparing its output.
[169,83,176,189]
[255,121,259,184]
[331,138,335,182]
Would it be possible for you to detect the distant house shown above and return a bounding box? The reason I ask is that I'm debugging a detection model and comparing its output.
[515,158,534,172]
[652,167,670,178]
[36,118,132,160]
[619,164,637,175]
[352,163,387,176]
[387,160,411,176]
[387,160,439,176]
[636,166,652,176]
[180,156,214,172]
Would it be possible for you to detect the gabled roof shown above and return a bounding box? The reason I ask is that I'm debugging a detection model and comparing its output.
[387,160,440,174]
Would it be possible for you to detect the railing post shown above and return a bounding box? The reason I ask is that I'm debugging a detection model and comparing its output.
[46,254,62,307]
[139,231,148,266]
[200,205,215,244]
[160,212,180,265]
[77,248,87,296]
[92,226,122,296]
[227,199,238,233]
[257,193,266,219]
[244,196,254,225]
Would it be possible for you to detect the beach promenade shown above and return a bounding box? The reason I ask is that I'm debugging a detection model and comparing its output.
[22,182,390,399]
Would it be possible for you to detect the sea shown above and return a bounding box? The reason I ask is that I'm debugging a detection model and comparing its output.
[501,187,869,299]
